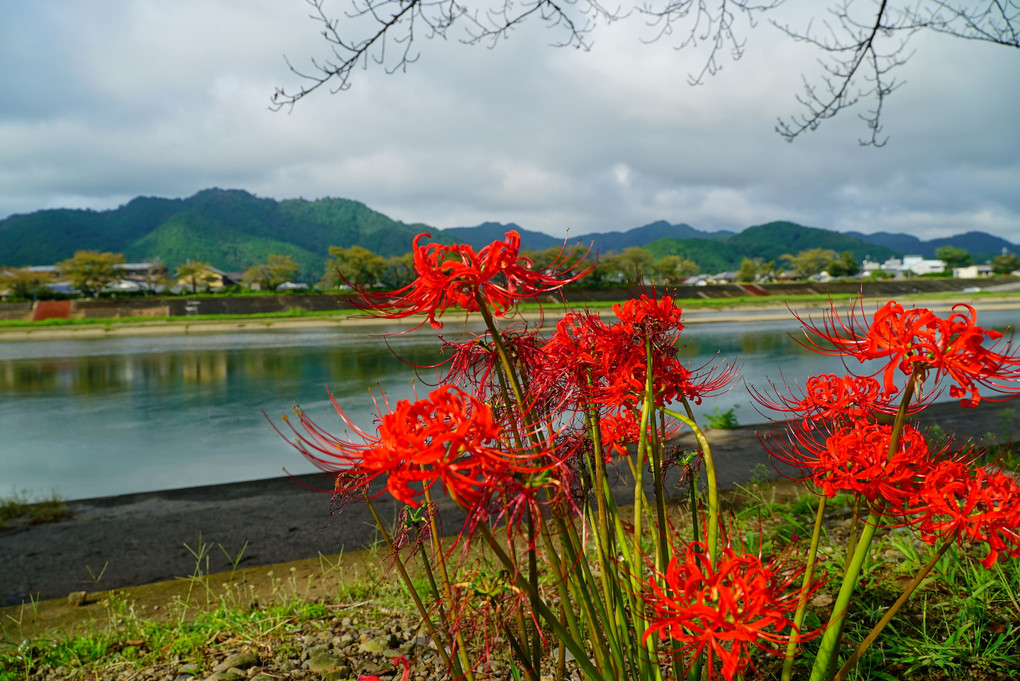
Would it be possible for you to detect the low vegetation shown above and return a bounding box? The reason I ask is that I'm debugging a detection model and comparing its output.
[2,472,1018,680]
[0,491,68,530]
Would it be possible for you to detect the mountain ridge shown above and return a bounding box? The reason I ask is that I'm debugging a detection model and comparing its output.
[1,188,1014,279]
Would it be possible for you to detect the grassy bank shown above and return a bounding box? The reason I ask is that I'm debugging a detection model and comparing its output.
[3,477,1019,681]
[2,289,1018,336]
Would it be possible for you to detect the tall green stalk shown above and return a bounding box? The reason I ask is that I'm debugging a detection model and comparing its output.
[364,499,458,675]
[662,407,719,563]
[808,372,921,681]
[834,535,958,681]
[781,494,827,681]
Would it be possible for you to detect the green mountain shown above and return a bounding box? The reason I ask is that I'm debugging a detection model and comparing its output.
[646,221,899,272]
[0,188,447,280]
[3,189,1008,280]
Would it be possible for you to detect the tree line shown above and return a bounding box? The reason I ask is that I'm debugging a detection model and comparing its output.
[0,251,302,300]
[3,243,1018,301]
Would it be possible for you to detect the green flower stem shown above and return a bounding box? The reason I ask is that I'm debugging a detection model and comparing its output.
[834,534,958,681]
[662,408,718,563]
[630,345,663,681]
[781,494,827,681]
[542,517,586,650]
[364,499,459,676]
[650,389,670,576]
[810,370,923,681]
[527,509,542,671]
[479,523,610,681]
[808,511,880,681]
[585,407,617,594]
[418,487,476,681]
[551,515,625,677]
[474,293,526,409]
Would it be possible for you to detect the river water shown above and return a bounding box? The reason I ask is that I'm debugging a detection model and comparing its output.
[2,309,1017,500]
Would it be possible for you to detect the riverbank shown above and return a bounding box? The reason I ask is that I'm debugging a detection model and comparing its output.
[2,291,1019,342]
[2,398,1016,610]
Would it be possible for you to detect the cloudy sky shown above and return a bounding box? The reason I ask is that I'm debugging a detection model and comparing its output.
[2,0,1018,242]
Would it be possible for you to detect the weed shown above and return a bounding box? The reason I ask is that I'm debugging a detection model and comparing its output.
[705,405,739,429]
[0,489,68,529]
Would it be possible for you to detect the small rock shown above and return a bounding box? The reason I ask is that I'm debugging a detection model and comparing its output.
[307,651,344,673]
[176,663,200,677]
[358,660,388,677]
[67,591,88,607]
[209,668,244,681]
[214,651,260,672]
[811,593,834,607]
[322,671,350,681]
[358,637,390,654]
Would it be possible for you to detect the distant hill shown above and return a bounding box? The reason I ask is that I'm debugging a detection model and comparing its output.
[444,220,732,254]
[1,188,1015,280]
[846,230,1015,261]
[0,188,447,280]
[647,221,900,272]
[443,222,563,251]
[569,220,731,254]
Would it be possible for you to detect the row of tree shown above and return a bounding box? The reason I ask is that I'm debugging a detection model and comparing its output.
[0,251,304,299]
[320,245,701,289]
[743,246,1020,282]
[4,243,1018,300]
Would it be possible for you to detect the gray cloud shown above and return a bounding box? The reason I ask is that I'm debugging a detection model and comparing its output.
[1,1,1017,244]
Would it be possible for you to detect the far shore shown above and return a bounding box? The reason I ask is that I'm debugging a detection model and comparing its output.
[1,293,1019,342]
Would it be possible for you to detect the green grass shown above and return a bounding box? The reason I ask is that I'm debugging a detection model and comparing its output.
[0,307,359,329]
[4,456,1020,680]
[3,289,1017,332]
[0,490,68,530]
[0,547,396,681]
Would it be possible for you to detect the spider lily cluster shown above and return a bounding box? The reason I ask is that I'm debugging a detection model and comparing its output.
[274,231,1020,681]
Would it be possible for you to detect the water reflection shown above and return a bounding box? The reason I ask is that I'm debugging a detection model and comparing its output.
[0,337,445,397]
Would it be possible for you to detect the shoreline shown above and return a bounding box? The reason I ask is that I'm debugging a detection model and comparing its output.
[2,293,1019,342]
[2,399,1017,605]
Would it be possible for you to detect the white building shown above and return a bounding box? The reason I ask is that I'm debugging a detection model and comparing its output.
[874,255,945,277]
[903,255,945,276]
[954,264,994,278]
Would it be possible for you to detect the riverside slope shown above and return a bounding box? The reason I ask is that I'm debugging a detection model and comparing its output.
[2,400,1016,605]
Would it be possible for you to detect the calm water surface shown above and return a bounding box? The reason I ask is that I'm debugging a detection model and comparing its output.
[2,310,1016,500]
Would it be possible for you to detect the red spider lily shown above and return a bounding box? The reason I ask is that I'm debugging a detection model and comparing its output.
[598,409,641,458]
[612,294,685,342]
[768,421,932,509]
[749,373,900,428]
[912,460,1020,568]
[351,231,592,329]
[530,311,615,413]
[536,305,737,418]
[440,325,545,405]
[643,540,823,680]
[278,385,548,509]
[796,299,1020,406]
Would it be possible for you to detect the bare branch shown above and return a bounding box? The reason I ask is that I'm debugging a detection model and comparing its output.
[272,0,467,109]
[274,0,1018,146]
[775,1,1018,145]
[639,1,781,85]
